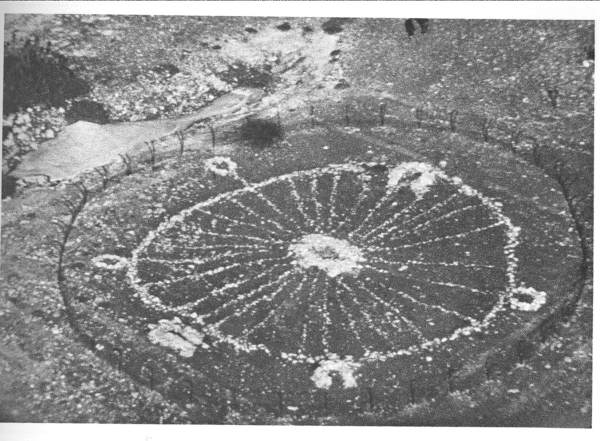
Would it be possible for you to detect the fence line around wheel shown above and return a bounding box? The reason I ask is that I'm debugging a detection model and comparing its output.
[47,93,590,422]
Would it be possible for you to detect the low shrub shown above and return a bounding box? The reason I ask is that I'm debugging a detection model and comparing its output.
[276,22,291,32]
[239,117,284,149]
[3,37,89,115]
[66,99,109,124]
[321,18,352,35]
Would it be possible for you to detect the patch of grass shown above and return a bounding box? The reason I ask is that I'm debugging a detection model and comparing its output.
[3,37,89,115]
[239,117,284,149]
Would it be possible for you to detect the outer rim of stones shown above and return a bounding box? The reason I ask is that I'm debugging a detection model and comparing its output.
[125,161,523,365]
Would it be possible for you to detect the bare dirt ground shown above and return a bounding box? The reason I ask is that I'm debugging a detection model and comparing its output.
[0,16,593,426]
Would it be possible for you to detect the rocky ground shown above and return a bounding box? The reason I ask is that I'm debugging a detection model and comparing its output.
[0,16,593,426]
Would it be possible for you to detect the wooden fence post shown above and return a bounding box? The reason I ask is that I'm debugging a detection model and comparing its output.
[379,102,387,126]
[531,141,543,167]
[112,347,123,371]
[449,110,458,132]
[344,103,351,126]
[484,356,491,380]
[94,165,110,189]
[416,107,424,128]
[119,153,133,175]
[447,366,455,393]
[176,130,185,157]
[140,363,154,389]
[482,117,490,142]
[367,387,374,411]
[209,124,216,153]
[547,87,559,108]
[510,128,522,153]
[145,140,156,169]
[277,390,285,415]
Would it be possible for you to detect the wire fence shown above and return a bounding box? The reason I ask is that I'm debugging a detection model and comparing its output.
[48,93,590,422]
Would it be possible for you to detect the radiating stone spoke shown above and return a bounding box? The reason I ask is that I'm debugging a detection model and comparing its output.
[325,172,342,231]
[195,206,287,239]
[333,177,370,234]
[318,273,332,350]
[310,176,324,233]
[210,269,300,327]
[404,258,502,271]
[246,185,302,232]
[362,191,461,243]
[301,276,320,350]
[243,272,308,338]
[285,177,313,231]
[374,281,477,326]
[353,279,426,344]
[349,188,398,238]
[127,160,516,365]
[141,248,273,267]
[395,273,494,297]
[156,243,269,255]
[178,264,290,314]
[385,204,482,242]
[333,286,368,354]
[338,280,395,346]
[228,197,297,237]
[367,221,505,251]
[359,197,422,242]
[190,230,284,246]
[399,191,462,229]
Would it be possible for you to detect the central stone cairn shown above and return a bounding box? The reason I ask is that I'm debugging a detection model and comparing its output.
[111,158,545,388]
[290,234,365,277]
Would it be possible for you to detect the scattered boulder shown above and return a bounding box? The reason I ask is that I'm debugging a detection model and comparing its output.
[329,49,342,63]
[276,22,291,32]
[211,44,221,50]
[244,26,258,34]
[405,19,416,37]
[334,79,351,90]
[405,19,430,37]
[302,25,313,35]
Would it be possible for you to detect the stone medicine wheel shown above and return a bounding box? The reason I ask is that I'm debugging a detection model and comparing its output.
[125,158,545,368]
